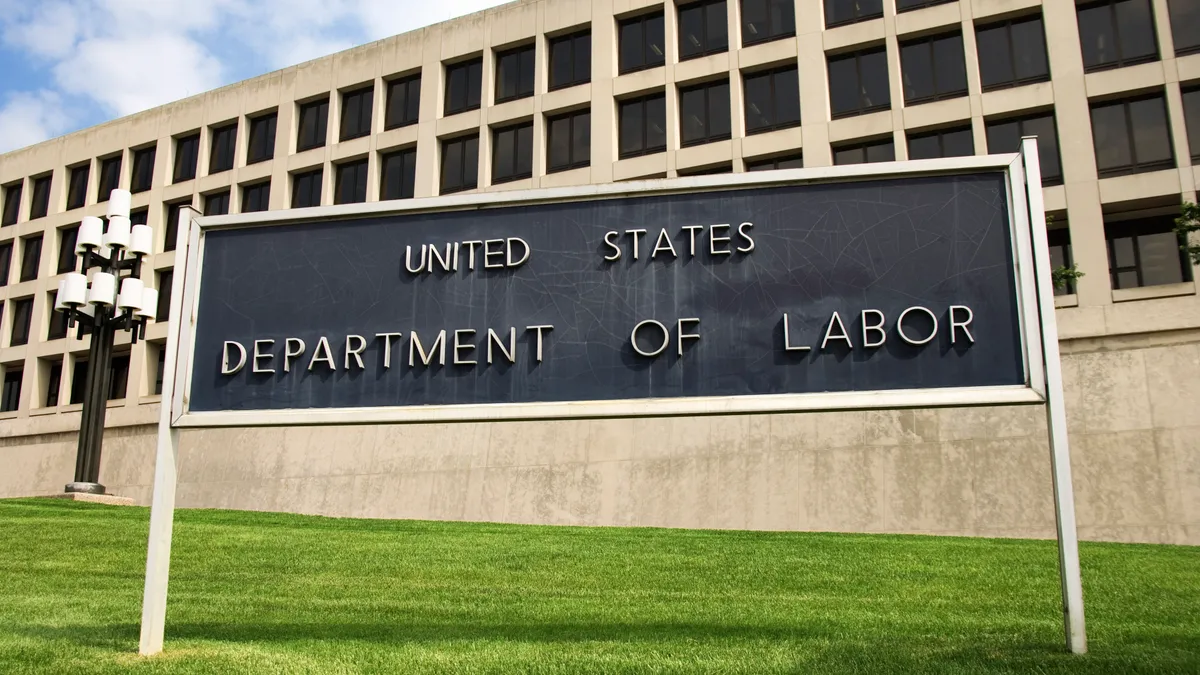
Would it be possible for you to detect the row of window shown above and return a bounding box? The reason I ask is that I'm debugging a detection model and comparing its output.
[0,345,167,413]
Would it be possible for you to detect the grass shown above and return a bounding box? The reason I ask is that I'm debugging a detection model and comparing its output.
[0,499,1196,674]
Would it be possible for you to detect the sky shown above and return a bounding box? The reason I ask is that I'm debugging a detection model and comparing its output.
[0,0,512,154]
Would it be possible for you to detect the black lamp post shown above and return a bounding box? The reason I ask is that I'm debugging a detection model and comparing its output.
[56,188,159,495]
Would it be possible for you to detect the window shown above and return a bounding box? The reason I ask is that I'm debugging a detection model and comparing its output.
[381,148,417,200]
[824,0,882,28]
[292,169,323,208]
[1048,227,1076,296]
[334,159,369,204]
[678,0,728,61]
[679,80,731,147]
[744,66,800,134]
[828,47,890,118]
[156,270,173,321]
[19,235,42,282]
[163,200,190,252]
[1169,0,1200,55]
[1106,215,1191,289]
[297,98,330,151]
[1078,0,1159,72]
[743,0,795,45]
[97,156,121,202]
[10,298,32,346]
[203,190,230,216]
[678,163,733,176]
[440,135,479,194]
[45,360,62,407]
[153,344,166,396]
[1090,94,1174,177]
[0,242,11,286]
[57,226,78,274]
[833,138,895,165]
[496,45,536,103]
[341,86,374,141]
[242,182,270,213]
[547,109,591,173]
[209,123,237,174]
[48,294,68,340]
[67,165,89,209]
[896,0,954,10]
[130,146,156,193]
[908,126,974,160]
[29,176,50,220]
[746,153,804,171]
[174,133,200,182]
[1,368,21,412]
[385,75,421,129]
[445,59,483,115]
[1,183,19,226]
[130,209,147,228]
[619,12,665,74]
[901,32,967,104]
[492,122,534,184]
[986,113,1063,185]
[1183,86,1200,164]
[619,93,667,158]
[247,113,277,164]
[550,30,591,91]
[108,354,129,401]
[976,15,1050,91]
[70,359,87,405]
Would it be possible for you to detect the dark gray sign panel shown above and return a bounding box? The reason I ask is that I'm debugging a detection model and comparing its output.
[182,168,1037,419]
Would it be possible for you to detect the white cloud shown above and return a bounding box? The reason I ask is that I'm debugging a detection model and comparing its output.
[0,91,73,154]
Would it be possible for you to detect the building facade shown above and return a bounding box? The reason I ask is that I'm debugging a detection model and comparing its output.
[1,0,1198,544]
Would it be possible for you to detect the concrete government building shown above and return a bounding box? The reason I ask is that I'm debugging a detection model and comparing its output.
[1,0,1198,545]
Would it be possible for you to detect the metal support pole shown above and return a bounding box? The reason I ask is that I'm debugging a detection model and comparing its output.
[1022,137,1087,654]
[67,308,117,494]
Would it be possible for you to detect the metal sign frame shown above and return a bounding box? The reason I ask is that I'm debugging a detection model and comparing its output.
[138,142,1085,655]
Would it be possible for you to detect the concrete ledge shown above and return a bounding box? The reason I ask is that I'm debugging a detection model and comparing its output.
[42,493,136,506]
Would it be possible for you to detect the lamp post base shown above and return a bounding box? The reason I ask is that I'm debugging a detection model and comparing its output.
[65,482,106,495]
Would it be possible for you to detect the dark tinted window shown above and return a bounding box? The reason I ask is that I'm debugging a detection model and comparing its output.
[209,123,237,174]
[48,296,67,340]
[619,93,668,158]
[828,47,890,118]
[678,163,732,176]
[445,59,483,115]
[1169,0,1200,55]
[66,165,89,209]
[381,148,417,200]
[334,160,369,204]
[547,109,591,173]
[1,183,19,226]
[678,0,728,60]
[203,190,230,216]
[896,0,954,10]
[619,12,666,73]
[242,182,270,213]
[57,226,78,274]
[1106,215,1191,289]
[0,243,11,286]
[97,156,121,202]
[154,345,166,396]
[297,99,330,151]
[385,75,421,129]
[833,138,895,165]
[130,209,147,227]
[441,134,480,194]
[29,176,50,220]
[1183,87,1200,164]
[341,86,374,141]
[986,113,1063,185]
[976,15,1050,91]
[163,200,190,253]
[156,270,173,321]
[493,122,534,184]
[130,146,155,193]
[173,134,199,182]
[247,113,277,164]
[743,0,795,44]
[1048,227,1076,295]
[69,359,87,405]
[901,32,967,104]
[1090,94,1174,177]
[679,80,731,146]
[496,45,536,103]
[907,126,973,160]
[19,235,41,282]
[746,153,804,170]
[744,66,800,134]
[10,297,32,346]
[1,369,21,412]
[45,360,62,406]
[1078,0,1159,72]
[292,169,323,208]
[550,30,591,91]
[824,0,882,28]
[107,354,129,401]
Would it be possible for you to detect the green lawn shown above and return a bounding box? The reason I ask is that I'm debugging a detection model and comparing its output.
[0,499,1196,674]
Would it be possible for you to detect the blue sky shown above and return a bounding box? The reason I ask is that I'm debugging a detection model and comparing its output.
[0,0,510,154]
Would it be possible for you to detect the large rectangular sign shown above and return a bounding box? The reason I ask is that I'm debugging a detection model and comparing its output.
[175,156,1044,425]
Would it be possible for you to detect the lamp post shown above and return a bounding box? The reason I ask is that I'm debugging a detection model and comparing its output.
[56,188,159,495]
